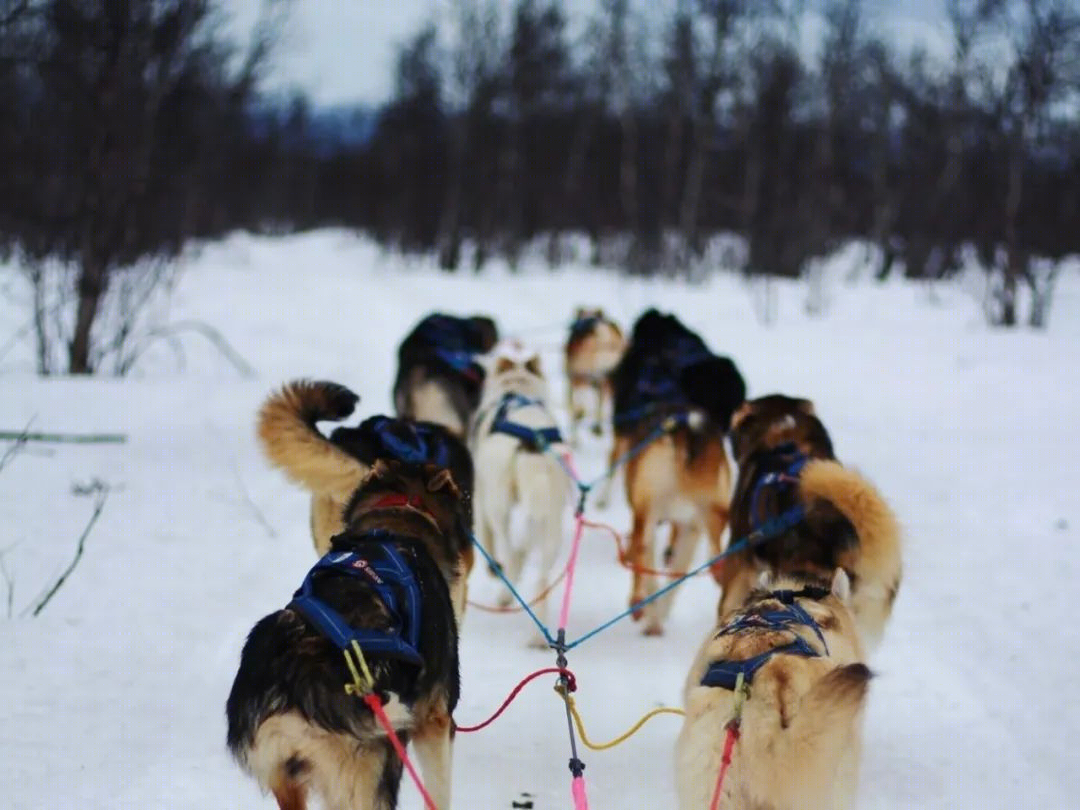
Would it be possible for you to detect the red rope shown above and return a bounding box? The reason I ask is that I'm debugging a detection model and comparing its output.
[579,517,714,578]
[466,563,569,613]
[363,693,439,810]
[708,722,740,810]
[455,667,577,733]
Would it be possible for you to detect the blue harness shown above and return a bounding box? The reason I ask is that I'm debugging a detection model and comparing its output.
[365,415,451,467]
[614,338,712,426]
[287,533,424,666]
[416,315,483,380]
[749,443,809,531]
[700,587,830,690]
[490,393,563,451]
[568,315,601,344]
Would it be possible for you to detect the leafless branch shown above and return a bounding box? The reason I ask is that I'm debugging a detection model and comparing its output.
[119,319,256,377]
[0,543,17,619]
[230,460,278,539]
[0,0,33,29]
[28,484,109,617]
[0,415,35,472]
[0,430,125,444]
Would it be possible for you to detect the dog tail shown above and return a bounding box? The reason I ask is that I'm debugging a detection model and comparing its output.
[257,380,369,502]
[798,460,902,649]
[798,460,901,587]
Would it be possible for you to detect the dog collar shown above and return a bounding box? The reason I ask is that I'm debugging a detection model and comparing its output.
[366,492,441,528]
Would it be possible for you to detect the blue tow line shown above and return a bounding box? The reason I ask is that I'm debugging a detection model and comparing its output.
[471,504,806,651]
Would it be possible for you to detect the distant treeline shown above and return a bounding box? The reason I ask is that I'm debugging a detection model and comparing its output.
[1,1,1078,368]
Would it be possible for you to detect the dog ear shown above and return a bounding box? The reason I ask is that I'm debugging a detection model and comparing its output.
[730,401,756,438]
[797,398,816,416]
[730,400,754,431]
[525,354,542,377]
[493,356,515,375]
[830,568,852,603]
[426,467,461,498]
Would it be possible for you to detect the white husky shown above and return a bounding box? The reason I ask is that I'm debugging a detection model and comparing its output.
[470,341,571,647]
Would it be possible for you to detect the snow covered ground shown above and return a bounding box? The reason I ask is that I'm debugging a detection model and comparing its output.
[1,231,1077,809]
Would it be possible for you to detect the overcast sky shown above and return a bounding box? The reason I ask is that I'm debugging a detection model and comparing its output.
[226,0,951,108]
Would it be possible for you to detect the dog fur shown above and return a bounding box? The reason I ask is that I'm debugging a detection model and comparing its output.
[564,308,625,444]
[226,461,471,810]
[393,314,499,437]
[469,342,571,647]
[603,311,746,635]
[257,380,475,579]
[718,395,902,653]
[675,570,871,810]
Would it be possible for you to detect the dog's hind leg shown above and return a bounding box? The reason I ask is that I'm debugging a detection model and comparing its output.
[591,379,605,436]
[413,711,453,810]
[646,521,701,632]
[485,495,519,608]
[567,380,581,446]
[593,435,627,509]
[270,773,307,810]
[372,737,405,810]
[475,505,498,578]
[628,508,661,632]
[705,503,731,585]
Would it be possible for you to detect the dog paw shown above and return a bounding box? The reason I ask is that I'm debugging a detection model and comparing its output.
[642,621,665,637]
[498,591,514,609]
[318,382,360,419]
[527,633,550,650]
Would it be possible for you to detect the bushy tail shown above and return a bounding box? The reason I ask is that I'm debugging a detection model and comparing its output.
[798,460,901,588]
[257,380,369,502]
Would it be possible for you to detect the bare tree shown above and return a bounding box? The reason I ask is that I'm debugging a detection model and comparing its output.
[677,0,753,268]
[4,0,283,374]
[994,0,1080,326]
[438,0,503,270]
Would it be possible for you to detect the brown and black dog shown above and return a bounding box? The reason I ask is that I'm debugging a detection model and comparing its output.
[258,380,474,552]
[718,395,902,652]
[226,461,470,810]
[604,310,746,635]
[564,308,625,443]
[392,313,499,438]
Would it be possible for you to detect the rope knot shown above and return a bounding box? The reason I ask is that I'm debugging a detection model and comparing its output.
[574,487,589,516]
[554,670,578,694]
[568,757,586,777]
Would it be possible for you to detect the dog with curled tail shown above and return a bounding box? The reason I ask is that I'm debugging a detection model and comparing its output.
[676,570,870,810]
[227,461,470,810]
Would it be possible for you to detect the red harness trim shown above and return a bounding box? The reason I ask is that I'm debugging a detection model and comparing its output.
[368,493,435,520]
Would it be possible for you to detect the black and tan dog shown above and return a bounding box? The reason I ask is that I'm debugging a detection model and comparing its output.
[257,380,475,579]
[718,394,901,652]
[564,308,625,443]
[226,461,469,810]
[602,310,746,635]
[392,313,499,438]
[676,570,870,810]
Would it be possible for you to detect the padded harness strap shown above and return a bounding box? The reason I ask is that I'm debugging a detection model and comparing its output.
[288,534,424,666]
